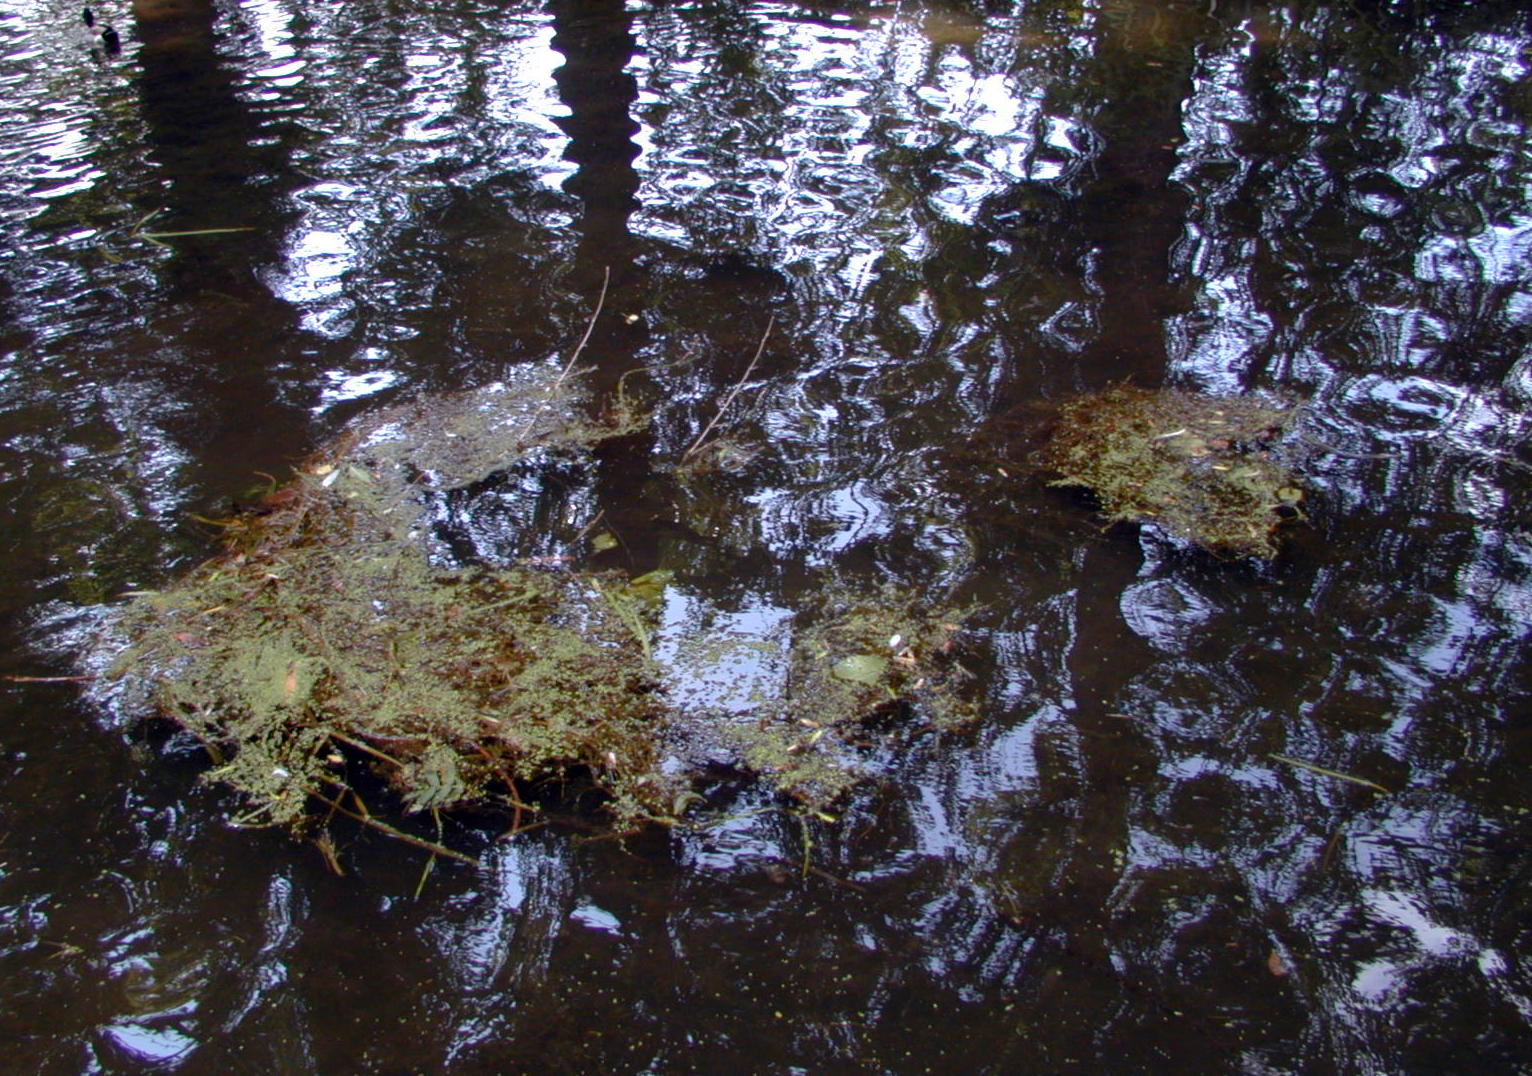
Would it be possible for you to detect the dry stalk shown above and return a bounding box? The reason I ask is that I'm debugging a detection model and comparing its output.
[513,266,611,446]
[313,784,481,867]
[681,315,774,464]
[2,674,96,683]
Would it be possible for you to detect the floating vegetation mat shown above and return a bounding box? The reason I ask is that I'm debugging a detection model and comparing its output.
[96,366,680,847]
[91,364,978,857]
[1039,385,1303,558]
[727,587,976,806]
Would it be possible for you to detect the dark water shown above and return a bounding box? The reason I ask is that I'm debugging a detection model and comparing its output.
[3,0,1531,1072]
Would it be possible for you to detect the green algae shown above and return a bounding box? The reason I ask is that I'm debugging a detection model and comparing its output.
[729,585,977,807]
[103,365,678,838]
[1038,385,1302,558]
[97,362,987,854]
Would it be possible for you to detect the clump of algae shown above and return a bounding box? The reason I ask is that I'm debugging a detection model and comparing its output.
[729,585,976,808]
[94,362,990,857]
[102,366,681,845]
[1038,385,1303,558]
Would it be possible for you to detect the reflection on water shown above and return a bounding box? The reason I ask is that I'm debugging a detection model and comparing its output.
[1,0,1530,1071]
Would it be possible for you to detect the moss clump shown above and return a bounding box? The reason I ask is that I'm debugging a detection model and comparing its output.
[109,526,673,830]
[93,363,988,854]
[730,585,975,807]
[102,366,679,839]
[1039,385,1303,558]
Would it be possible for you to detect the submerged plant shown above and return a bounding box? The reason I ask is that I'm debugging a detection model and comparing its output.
[729,584,977,806]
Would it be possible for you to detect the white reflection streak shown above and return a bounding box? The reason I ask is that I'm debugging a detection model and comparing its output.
[632,11,1037,299]
[1417,218,1532,284]
[243,0,297,61]
[1166,32,1271,390]
[1351,886,1481,1010]
[221,872,304,1035]
[424,843,571,1064]
[242,0,304,90]
[266,13,569,337]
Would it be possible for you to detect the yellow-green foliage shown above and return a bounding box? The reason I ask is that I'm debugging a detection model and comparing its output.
[99,365,984,848]
[1039,385,1303,558]
[107,470,676,831]
[104,367,677,834]
[731,585,975,806]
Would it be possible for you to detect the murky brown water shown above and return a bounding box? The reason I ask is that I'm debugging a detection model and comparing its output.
[3,0,1531,1072]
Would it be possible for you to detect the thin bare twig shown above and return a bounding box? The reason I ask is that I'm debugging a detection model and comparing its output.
[571,508,607,547]
[3,675,96,683]
[681,315,774,464]
[413,808,446,899]
[1270,753,1390,794]
[328,731,404,768]
[313,786,481,867]
[515,266,611,446]
[559,265,610,385]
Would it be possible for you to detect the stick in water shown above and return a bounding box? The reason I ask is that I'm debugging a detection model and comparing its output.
[514,266,611,445]
[682,315,774,463]
[1270,753,1390,794]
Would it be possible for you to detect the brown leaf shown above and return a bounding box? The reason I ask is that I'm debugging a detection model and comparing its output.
[1267,949,1288,977]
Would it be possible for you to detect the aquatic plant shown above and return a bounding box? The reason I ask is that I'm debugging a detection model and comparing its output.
[94,362,978,860]
[96,366,678,855]
[728,585,976,806]
[1039,385,1303,558]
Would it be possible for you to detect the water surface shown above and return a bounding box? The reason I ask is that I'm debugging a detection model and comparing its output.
[2,0,1531,1072]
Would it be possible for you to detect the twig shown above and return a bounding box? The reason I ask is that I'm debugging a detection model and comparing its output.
[329,731,404,768]
[3,675,95,683]
[805,863,869,892]
[124,209,254,248]
[313,787,481,867]
[413,808,445,899]
[1296,432,1399,461]
[558,265,610,385]
[40,939,85,959]
[313,832,346,876]
[514,266,610,445]
[1270,753,1390,794]
[681,315,774,464]
[141,227,255,240]
[572,508,608,547]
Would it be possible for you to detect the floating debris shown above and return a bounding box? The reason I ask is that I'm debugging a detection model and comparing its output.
[96,365,679,846]
[729,585,976,806]
[1270,752,1390,795]
[89,364,983,856]
[1038,385,1303,558]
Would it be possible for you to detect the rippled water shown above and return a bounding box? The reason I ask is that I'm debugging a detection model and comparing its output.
[3,0,1531,1072]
